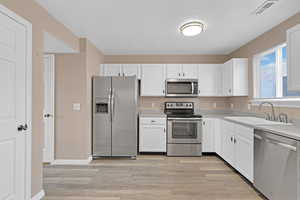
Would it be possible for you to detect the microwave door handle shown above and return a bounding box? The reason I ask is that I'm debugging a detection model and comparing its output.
[191,82,194,93]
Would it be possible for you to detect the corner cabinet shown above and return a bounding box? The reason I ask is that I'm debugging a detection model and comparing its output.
[287,24,300,91]
[198,64,222,96]
[222,58,248,96]
[141,64,166,96]
[220,120,254,182]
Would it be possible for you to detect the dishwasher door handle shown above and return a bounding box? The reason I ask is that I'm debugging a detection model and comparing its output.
[274,142,297,152]
[266,138,297,152]
[254,134,263,140]
[255,134,297,151]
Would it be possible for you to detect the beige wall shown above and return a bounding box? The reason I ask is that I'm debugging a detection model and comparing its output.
[104,55,228,64]
[228,12,300,117]
[1,0,80,196]
[55,39,104,159]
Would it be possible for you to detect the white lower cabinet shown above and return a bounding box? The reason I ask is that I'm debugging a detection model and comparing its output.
[139,117,167,152]
[202,118,215,153]
[220,120,254,182]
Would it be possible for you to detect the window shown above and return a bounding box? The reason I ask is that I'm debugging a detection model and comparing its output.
[254,44,300,99]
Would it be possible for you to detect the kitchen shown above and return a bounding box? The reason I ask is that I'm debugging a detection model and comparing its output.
[1,0,300,200]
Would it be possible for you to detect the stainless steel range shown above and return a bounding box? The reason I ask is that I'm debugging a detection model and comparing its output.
[165,102,202,156]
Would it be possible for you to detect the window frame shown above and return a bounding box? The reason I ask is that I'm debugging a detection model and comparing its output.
[252,43,300,107]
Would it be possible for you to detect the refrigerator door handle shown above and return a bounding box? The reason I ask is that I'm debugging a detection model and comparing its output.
[108,88,112,116]
[111,88,115,120]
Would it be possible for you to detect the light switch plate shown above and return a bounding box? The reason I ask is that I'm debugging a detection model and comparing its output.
[73,103,81,111]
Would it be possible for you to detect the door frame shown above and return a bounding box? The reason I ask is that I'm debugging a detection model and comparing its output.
[43,54,55,163]
[0,5,32,200]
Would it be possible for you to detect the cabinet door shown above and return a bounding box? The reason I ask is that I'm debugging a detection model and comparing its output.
[198,64,221,96]
[103,64,122,76]
[166,64,182,79]
[182,64,198,79]
[123,64,140,79]
[202,119,215,153]
[221,121,234,165]
[214,119,222,156]
[139,125,166,152]
[287,24,300,91]
[232,59,248,96]
[222,61,233,96]
[234,134,253,182]
[141,64,166,96]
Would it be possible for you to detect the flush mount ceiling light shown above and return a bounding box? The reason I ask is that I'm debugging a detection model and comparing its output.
[180,21,205,37]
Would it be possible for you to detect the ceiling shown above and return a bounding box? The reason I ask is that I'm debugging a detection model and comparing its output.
[35,0,300,55]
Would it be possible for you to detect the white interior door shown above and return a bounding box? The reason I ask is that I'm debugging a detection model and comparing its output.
[43,55,55,163]
[0,8,29,200]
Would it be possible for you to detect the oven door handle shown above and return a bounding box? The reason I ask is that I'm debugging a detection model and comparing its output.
[168,117,202,120]
[168,119,202,123]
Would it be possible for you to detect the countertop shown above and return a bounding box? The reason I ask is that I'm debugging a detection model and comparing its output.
[198,110,300,141]
[139,109,300,141]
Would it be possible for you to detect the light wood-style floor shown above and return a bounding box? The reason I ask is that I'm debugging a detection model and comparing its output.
[43,155,264,200]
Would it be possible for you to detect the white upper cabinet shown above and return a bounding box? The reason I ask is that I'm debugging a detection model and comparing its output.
[102,64,122,76]
[141,64,166,96]
[287,24,300,91]
[166,64,198,79]
[222,58,248,96]
[166,64,182,79]
[101,64,141,78]
[182,64,199,79]
[123,64,141,79]
[198,64,222,96]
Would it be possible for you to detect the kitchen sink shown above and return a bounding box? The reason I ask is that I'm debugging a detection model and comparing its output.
[224,116,292,126]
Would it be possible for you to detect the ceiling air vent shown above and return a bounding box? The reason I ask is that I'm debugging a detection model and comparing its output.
[253,0,278,15]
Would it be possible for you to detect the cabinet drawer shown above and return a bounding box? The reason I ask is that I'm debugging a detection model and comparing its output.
[235,124,254,141]
[140,117,166,125]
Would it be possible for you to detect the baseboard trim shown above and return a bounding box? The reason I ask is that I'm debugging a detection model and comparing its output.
[31,190,45,200]
[52,159,92,165]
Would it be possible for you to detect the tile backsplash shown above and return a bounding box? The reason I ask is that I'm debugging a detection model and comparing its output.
[139,97,231,111]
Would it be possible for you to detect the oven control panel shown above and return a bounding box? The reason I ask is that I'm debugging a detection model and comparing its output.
[165,102,194,109]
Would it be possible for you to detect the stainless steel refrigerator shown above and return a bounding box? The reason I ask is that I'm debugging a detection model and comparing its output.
[92,76,138,158]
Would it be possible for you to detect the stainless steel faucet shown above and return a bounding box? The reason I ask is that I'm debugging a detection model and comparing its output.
[278,113,289,123]
[259,102,277,121]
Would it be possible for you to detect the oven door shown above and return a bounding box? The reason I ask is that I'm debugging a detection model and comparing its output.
[166,79,198,97]
[167,118,202,144]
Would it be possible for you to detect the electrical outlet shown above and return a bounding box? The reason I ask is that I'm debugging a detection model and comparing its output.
[230,103,234,109]
[151,103,155,108]
[213,102,217,108]
[248,104,251,110]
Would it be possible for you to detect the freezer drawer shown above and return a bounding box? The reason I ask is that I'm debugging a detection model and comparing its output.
[254,129,299,200]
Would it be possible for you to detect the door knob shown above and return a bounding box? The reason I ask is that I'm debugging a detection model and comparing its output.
[17,124,28,132]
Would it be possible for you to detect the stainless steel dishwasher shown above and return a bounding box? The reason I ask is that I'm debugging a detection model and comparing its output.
[254,129,299,200]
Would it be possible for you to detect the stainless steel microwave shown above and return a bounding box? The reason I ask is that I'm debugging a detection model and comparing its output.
[165,79,198,97]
